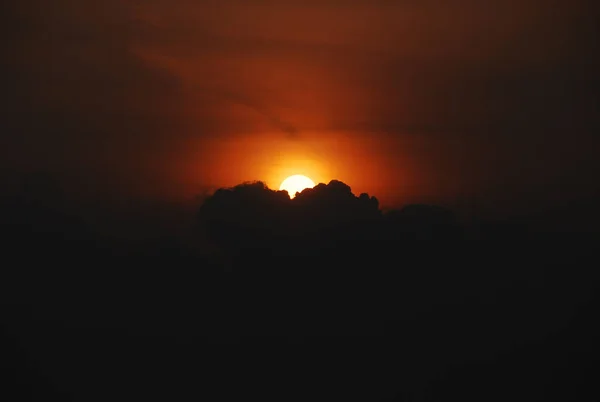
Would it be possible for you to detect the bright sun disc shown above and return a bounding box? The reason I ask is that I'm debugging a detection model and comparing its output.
[279,175,315,198]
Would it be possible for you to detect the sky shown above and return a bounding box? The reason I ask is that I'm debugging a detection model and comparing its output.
[2,0,598,214]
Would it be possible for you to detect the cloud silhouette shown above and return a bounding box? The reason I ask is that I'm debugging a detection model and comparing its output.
[197,180,396,258]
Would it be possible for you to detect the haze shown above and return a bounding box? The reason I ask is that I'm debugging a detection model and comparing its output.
[2,0,598,217]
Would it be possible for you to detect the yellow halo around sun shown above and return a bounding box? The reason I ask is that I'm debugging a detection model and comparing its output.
[279,174,315,198]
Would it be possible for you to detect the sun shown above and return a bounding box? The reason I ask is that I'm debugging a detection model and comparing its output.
[279,174,315,198]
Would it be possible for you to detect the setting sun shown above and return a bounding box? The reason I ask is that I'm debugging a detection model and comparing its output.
[279,175,315,198]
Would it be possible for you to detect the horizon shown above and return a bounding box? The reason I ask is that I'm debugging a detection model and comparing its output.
[3,174,598,243]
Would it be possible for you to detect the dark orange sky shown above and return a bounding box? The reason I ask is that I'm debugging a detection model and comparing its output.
[2,0,598,212]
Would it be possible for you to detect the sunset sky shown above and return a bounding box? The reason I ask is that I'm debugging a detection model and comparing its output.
[2,0,598,213]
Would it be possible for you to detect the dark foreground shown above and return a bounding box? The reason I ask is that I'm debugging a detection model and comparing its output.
[1,188,599,401]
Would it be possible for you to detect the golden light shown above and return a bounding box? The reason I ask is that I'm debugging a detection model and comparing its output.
[279,174,315,198]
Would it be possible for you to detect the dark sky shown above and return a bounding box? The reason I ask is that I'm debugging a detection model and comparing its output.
[2,0,598,213]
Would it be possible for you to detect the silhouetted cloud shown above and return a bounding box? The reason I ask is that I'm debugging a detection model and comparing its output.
[196,179,467,258]
[2,174,599,400]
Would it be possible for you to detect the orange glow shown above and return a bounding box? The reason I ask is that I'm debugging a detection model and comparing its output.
[175,129,417,208]
[279,175,315,198]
